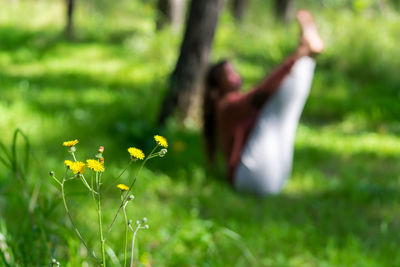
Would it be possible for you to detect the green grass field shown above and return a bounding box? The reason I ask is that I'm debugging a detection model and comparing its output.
[1,0,400,266]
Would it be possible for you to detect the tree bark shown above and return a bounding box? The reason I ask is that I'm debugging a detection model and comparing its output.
[158,0,224,125]
[156,0,187,32]
[275,0,295,22]
[156,0,171,30]
[65,0,75,39]
[232,0,248,21]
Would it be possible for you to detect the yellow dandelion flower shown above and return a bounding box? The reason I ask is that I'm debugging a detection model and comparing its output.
[128,147,145,160]
[86,159,105,172]
[117,184,130,191]
[70,161,86,175]
[64,160,74,169]
[154,135,168,148]
[63,139,79,147]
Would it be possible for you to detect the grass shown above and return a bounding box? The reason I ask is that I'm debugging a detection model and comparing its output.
[1,0,400,266]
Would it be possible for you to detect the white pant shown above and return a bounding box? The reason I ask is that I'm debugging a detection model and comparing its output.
[234,56,316,195]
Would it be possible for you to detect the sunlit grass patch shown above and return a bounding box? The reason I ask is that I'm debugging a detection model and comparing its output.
[296,124,400,156]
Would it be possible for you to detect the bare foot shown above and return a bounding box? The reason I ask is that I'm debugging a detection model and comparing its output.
[296,10,324,55]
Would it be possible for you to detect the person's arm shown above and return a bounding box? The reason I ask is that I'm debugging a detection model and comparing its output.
[245,55,297,109]
[224,54,298,116]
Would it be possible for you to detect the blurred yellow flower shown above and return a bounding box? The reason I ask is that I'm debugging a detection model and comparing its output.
[128,147,145,160]
[117,184,130,191]
[154,135,168,148]
[64,160,74,169]
[70,161,86,175]
[86,159,104,172]
[63,139,79,147]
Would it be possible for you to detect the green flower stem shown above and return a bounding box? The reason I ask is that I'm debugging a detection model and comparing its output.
[123,200,129,267]
[70,151,99,195]
[70,151,77,161]
[91,173,97,209]
[104,161,132,192]
[50,175,62,186]
[104,145,158,240]
[130,224,141,267]
[80,174,96,193]
[60,176,99,263]
[96,172,106,267]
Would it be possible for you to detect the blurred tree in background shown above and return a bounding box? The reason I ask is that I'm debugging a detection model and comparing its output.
[156,0,187,32]
[1,0,400,265]
[232,0,249,21]
[65,0,75,39]
[156,0,173,30]
[275,0,295,22]
[158,0,225,125]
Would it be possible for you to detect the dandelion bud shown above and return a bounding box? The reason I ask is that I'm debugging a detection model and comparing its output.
[98,146,104,153]
[142,217,147,223]
[144,225,149,229]
[159,148,168,157]
[68,146,76,153]
[136,220,140,225]
[128,195,135,201]
[128,219,132,226]
[51,259,57,264]
[49,171,55,177]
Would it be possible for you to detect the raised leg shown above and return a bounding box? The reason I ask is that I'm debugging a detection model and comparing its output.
[234,56,316,195]
[233,10,323,195]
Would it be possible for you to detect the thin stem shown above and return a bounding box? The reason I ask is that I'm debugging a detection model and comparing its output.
[96,172,106,266]
[61,178,99,263]
[80,174,97,193]
[106,163,146,238]
[104,145,158,239]
[71,151,77,161]
[91,173,98,211]
[64,176,75,181]
[130,224,141,267]
[123,201,129,267]
[51,175,62,186]
[104,162,132,192]
[70,151,98,195]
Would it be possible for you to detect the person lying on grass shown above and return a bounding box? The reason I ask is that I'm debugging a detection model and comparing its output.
[203,10,324,195]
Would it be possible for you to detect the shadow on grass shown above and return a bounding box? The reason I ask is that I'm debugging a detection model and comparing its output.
[141,132,400,263]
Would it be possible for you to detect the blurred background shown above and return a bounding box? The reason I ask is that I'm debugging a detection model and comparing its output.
[1,0,400,266]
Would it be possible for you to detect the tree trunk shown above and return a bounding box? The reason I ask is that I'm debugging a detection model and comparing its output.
[158,0,224,125]
[65,0,75,39]
[170,0,187,32]
[156,0,187,32]
[232,0,248,21]
[156,0,171,30]
[275,0,294,22]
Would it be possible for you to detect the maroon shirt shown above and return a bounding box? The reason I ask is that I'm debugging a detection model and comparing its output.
[216,55,297,183]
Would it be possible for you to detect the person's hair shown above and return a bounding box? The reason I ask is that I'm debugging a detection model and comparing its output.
[203,59,228,163]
